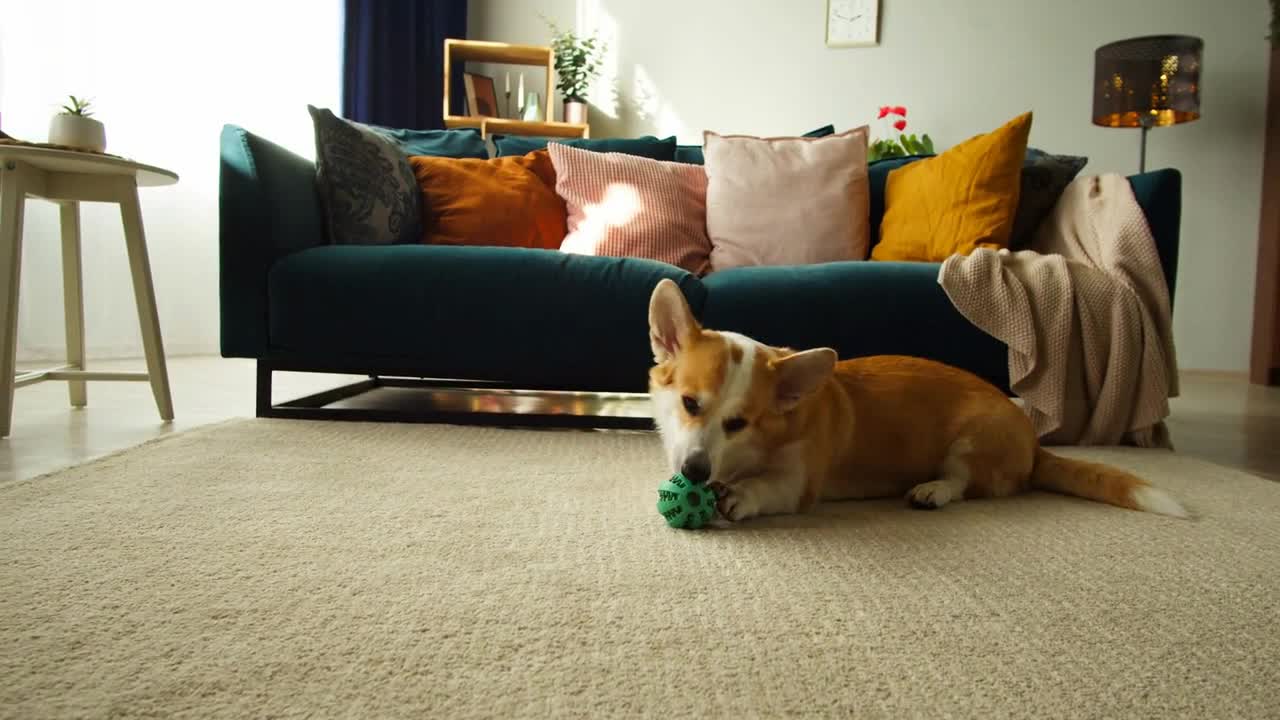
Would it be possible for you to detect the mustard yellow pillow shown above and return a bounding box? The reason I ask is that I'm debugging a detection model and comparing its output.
[409,150,567,250]
[871,112,1033,262]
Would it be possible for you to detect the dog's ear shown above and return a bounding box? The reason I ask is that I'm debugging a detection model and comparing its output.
[770,348,837,411]
[648,279,700,363]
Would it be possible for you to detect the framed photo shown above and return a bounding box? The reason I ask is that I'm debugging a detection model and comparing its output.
[463,72,499,118]
[826,0,880,47]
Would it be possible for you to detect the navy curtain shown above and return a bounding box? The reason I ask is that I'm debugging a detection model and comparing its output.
[342,0,468,129]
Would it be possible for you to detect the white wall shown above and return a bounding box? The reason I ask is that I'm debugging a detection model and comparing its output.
[469,0,1271,372]
[0,0,342,362]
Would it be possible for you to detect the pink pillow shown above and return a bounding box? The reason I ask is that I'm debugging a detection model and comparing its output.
[547,142,712,275]
[702,126,871,271]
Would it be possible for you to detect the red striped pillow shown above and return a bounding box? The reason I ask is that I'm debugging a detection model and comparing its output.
[547,142,712,275]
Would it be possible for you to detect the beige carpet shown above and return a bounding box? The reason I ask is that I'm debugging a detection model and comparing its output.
[2,419,1278,719]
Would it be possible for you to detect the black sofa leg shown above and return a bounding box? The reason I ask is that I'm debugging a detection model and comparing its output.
[249,361,653,429]
[256,361,272,417]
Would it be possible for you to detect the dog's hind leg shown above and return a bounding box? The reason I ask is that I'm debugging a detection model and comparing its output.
[907,419,1036,510]
[907,437,977,510]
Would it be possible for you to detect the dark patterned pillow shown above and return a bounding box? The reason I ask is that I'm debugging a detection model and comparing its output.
[307,105,421,246]
[1009,148,1088,249]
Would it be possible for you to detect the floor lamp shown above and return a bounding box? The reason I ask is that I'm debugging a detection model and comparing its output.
[1092,35,1203,173]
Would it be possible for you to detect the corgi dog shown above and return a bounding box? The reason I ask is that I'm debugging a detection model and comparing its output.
[646,279,1187,523]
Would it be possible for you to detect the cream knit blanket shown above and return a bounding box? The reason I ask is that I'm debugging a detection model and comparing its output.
[937,174,1179,448]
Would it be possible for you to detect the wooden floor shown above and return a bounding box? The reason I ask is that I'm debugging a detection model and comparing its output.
[2,357,1278,485]
[1162,371,1280,480]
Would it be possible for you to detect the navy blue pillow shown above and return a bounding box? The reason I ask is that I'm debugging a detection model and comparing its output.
[365,124,489,159]
[672,145,705,165]
[1010,148,1089,248]
[674,125,837,165]
[492,134,678,161]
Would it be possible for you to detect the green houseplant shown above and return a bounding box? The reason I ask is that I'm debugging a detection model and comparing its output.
[867,105,934,162]
[543,17,606,125]
[48,95,106,152]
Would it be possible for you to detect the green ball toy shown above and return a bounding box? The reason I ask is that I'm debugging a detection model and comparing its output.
[657,472,716,529]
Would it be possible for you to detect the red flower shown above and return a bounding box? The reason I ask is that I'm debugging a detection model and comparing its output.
[893,119,907,132]
[877,106,891,119]
[892,106,907,117]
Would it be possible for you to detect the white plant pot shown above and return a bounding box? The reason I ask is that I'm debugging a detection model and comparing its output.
[48,114,106,152]
[564,100,588,125]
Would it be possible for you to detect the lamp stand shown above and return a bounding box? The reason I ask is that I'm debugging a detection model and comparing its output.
[1138,116,1155,174]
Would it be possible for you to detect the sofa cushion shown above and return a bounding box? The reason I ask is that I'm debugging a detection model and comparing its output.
[866,148,1090,254]
[705,126,872,271]
[549,142,712,275]
[1008,148,1089,249]
[408,150,566,250]
[699,261,1009,391]
[366,124,489,159]
[492,134,678,161]
[873,111,1033,262]
[307,105,421,246]
[268,245,706,391]
[865,142,1085,254]
[867,155,929,252]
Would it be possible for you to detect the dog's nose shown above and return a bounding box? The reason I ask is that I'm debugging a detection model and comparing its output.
[681,453,711,485]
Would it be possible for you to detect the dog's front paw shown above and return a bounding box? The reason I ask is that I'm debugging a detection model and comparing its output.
[906,480,960,510]
[709,482,761,523]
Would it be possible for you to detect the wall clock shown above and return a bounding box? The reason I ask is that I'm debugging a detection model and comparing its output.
[826,0,879,47]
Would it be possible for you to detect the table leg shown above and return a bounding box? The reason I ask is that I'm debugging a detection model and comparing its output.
[0,162,27,438]
[59,201,86,408]
[118,180,173,422]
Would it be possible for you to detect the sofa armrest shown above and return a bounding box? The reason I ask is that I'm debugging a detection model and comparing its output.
[219,124,326,358]
[1128,168,1181,306]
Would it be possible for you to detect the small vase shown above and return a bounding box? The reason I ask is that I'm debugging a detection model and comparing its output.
[522,91,542,122]
[564,99,588,125]
[48,114,106,152]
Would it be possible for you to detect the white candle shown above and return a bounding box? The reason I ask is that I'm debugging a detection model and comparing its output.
[517,74,525,109]
[505,72,510,93]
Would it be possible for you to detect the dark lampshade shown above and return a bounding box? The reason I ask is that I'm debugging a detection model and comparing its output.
[1092,34,1203,128]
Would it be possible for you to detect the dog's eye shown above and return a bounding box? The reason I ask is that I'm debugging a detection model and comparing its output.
[681,395,700,416]
[723,417,748,433]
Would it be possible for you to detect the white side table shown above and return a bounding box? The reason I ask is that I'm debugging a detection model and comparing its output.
[0,145,178,437]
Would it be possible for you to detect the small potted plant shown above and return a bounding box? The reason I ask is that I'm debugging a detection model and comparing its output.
[543,17,606,125]
[48,95,106,152]
[868,105,933,162]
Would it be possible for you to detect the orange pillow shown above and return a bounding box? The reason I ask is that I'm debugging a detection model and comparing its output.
[409,150,567,250]
[871,111,1033,262]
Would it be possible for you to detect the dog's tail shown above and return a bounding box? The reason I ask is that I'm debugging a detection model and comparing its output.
[1030,448,1188,518]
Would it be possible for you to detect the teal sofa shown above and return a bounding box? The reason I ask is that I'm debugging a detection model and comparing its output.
[219,124,1181,426]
